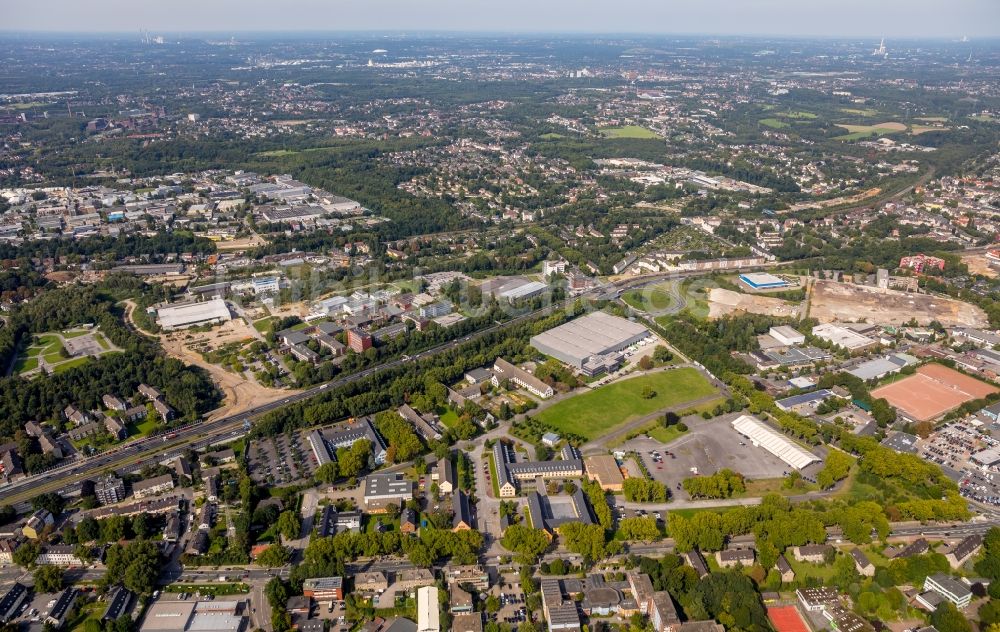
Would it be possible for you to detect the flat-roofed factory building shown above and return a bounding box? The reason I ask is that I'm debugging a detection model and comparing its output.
[155,297,232,330]
[530,311,650,376]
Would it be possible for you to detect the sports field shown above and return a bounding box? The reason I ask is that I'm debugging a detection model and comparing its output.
[871,363,998,422]
[534,367,717,440]
[768,606,809,632]
[600,125,659,139]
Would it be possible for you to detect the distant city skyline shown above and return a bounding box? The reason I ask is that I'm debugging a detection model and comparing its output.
[4,0,1000,39]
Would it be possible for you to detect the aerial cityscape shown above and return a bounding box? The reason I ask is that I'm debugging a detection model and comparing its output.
[2,3,1000,632]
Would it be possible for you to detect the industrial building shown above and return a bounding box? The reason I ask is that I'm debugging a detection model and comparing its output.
[529,311,650,375]
[417,586,440,632]
[811,323,877,352]
[731,415,819,470]
[738,272,790,290]
[140,599,247,632]
[769,325,805,346]
[155,297,232,330]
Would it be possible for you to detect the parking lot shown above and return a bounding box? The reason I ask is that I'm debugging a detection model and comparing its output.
[248,431,317,484]
[493,573,528,625]
[620,415,794,499]
[917,421,991,472]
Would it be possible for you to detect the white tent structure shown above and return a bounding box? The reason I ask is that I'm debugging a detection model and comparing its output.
[731,414,819,470]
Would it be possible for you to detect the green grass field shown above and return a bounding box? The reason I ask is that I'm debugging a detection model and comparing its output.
[622,281,681,312]
[534,368,717,440]
[759,118,790,129]
[52,357,92,373]
[134,418,159,437]
[600,125,659,139]
[647,424,687,444]
[253,317,275,333]
[540,132,565,139]
[834,122,907,141]
[841,107,879,117]
[438,409,460,429]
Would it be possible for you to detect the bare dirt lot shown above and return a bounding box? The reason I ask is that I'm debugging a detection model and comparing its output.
[808,280,988,327]
[962,254,998,278]
[125,302,294,419]
[708,288,802,319]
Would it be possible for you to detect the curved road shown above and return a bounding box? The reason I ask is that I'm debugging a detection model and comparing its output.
[0,262,798,508]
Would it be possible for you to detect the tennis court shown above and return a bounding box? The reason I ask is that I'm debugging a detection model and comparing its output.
[768,606,809,632]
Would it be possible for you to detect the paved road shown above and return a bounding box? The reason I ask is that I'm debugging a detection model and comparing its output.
[0,263,814,508]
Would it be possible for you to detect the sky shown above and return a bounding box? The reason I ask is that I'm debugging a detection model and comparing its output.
[4,0,1000,38]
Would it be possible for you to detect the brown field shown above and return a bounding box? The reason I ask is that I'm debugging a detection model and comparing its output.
[872,364,998,422]
[961,254,998,278]
[707,288,802,319]
[809,280,988,327]
[124,301,294,419]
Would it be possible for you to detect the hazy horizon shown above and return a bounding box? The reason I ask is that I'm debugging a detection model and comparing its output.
[5,0,1000,39]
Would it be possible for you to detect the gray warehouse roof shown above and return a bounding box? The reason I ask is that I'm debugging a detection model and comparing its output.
[530,311,649,367]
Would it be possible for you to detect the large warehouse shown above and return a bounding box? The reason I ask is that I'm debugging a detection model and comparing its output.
[156,297,232,330]
[731,415,819,470]
[530,311,650,375]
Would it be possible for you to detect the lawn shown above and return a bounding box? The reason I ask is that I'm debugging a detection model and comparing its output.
[600,125,659,139]
[648,424,688,444]
[169,583,250,596]
[14,356,38,372]
[439,409,460,429]
[622,282,680,312]
[487,451,501,498]
[61,329,91,339]
[253,317,275,333]
[787,555,839,582]
[134,418,160,437]
[534,368,717,440]
[52,357,92,373]
[540,132,565,139]
[95,333,111,350]
[834,122,907,141]
[841,107,879,117]
[760,118,790,129]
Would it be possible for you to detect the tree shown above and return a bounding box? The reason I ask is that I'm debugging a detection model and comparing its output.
[76,517,99,543]
[335,440,370,479]
[617,517,661,541]
[33,565,63,593]
[931,602,972,632]
[13,540,40,568]
[638,356,654,371]
[257,545,291,568]
[500,525,550,564]
[276,511,301,542]
[817,449,853,489]
[559,522,607,562]
[314,462,338,484]
[641,385,656,399]
[622,478,668,503]
[682,469,746,499]
[485,594,500,613]
[32,493,64,516]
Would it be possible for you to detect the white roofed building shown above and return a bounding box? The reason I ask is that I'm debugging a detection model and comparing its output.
[731,415,819,470]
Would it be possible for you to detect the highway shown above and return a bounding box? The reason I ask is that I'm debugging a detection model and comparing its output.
[0,263,793,509]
